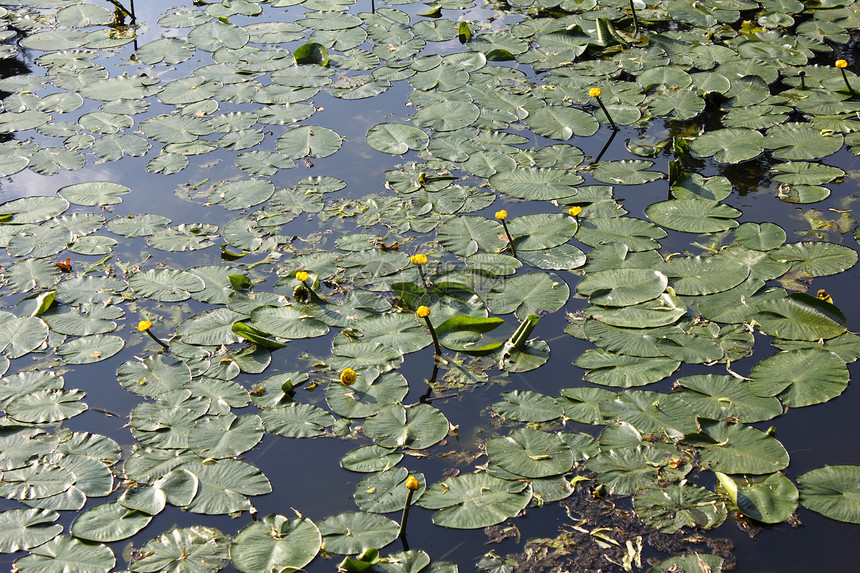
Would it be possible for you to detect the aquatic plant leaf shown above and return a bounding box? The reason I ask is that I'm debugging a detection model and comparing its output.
[798,465,860,524]
[577,268,668,307]
[128,526,230,573]
[260,403,334,438]
[690,420,790,475]
[177,308,244,346]
[575,349,680,388]
[413,100,480,132]
[276,125,342,158]
[71,502,152,542]
[489,167,581,200]
[646,199,740,233]
[181,459,271,515]
[764,123,843,160]
[592,160,663,185]
[524,105,598,140]
[13,535,115,573]
[231,515,320,572]
[0,508,61,553]
[505,213,577,252]
[768,241,858,277]
[188,413,264,459]
[327,371,409,418]
[752,293,846,340]
[128,269,205,302]
[672,173,732,201]
[599,390,697,434]
[354,468,425,514]
[436,215,505,256]
[734,222,786,251]
[492,390,562,422]
[364,403,449,449]
[586,291,687,329]
[0,196,69,224]
[585,447,660,496]
[646,554,723,573]
[581,320,673,358]
[188,20,250,52]
[318,512,398,555]
[717,472,798,524]
[634,483,726,533]
[294,42,330,66]
[418,473,531,529]
[689,128,764,163]
[749,348,848,407]
[340,445,403,473]
[117,355,192,398]
[58,182,131,207]
[55,334,124,364]
[367,123,429,154]
[660,256,749,295]
[676,374,782,423]
[0,316,49,358]
[487,272,569,319]
[576,217,665,251]
[7,388,87,423]
[558,387,614,424]
[486,428,573,478]
[250,305,329,339]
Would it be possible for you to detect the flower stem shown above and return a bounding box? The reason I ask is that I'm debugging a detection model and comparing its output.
[841,68,857,95]
[423,315,442,359]
[417,264,429,290]
[500,219,517,257]
[398,488,415,539]
[595,96,618,131]
[628,0,639,35]
[145,328,170,350]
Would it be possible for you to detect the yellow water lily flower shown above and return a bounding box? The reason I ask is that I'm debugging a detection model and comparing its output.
[137,320,152,332]
[296,271,309,282]
[411,253,427,265]
[340,368,357,385]
[589,87,602,98]
[816,289,834,304]
[416,306,430,318]
[405,476,420,490]
[495,210,508,220]
[568,206,582,217]
[836,59,848,68]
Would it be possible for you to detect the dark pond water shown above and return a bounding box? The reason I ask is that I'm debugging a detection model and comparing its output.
[2,0,860,572]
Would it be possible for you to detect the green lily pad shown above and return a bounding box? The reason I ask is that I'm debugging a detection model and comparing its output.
[318,512,399,555]
[717,471,798,524]
[492,390,562,422]
[577,268,668,307]
[634,483,726,533]
[645,199,741,233]
[13,536,115,573]
[129,526,230,573]
[364,403,449,449]
[486,428,573,478]
[752,293,846,341]
[0,508,62,553]
[71,502,152,543]
[354,468,425,514]
[418,473,531,529]
[689,420,790,475]
[749,348,849,408]
[798,465,860,524]
[230,515,321,573]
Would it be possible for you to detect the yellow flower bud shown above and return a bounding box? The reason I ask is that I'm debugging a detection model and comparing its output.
[589,87,602,98]
[816,289,834,304]
[137,320,152,332]
[411,254,428,265]
[340,368,357,385]
[495,210,508,220]
[296,271,309,282]
[416,306,430,318]
[405,476,420,491]
[836,59,848,69]
[568,206,582,217]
